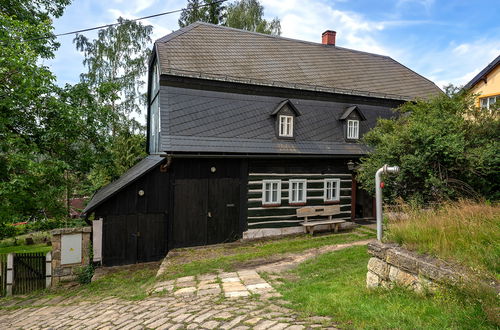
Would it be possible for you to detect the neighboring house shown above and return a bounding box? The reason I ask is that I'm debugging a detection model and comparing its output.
[82,23,441,266]
[464,54,500,110]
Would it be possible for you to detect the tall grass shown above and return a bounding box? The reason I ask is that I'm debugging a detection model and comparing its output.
[386,200,500,279]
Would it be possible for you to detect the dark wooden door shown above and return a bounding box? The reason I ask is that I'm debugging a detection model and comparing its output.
[207,178,240,244]
[103,213,167,266]
[103,215,137,266]
[137,213,168,263]
[172,159,241,248]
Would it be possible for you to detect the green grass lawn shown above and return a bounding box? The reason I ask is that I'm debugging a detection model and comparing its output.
[0,243,51,254]
[386,201,499,280]
[275,245,497,329]
[159,229,373,280]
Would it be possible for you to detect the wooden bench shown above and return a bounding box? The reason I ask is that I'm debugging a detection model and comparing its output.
[296,205,346,235]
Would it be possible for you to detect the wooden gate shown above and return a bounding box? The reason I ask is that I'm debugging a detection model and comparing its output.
[13,252,46,295]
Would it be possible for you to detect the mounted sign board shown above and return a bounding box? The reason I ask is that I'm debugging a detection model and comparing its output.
[93,219,103,262]
[61,233,82,265]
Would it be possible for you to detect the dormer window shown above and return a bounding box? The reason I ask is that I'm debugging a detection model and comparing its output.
[271,99,301,139]
[340,105,366,142]
[279,115,294,137]
[347,120,359,139]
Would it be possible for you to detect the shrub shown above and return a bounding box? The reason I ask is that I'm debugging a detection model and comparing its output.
[0,223,18,240]
[357,88,499,204]
[76,264,95,284]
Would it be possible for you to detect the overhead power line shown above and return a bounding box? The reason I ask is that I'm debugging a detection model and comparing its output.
[25,0,228,42]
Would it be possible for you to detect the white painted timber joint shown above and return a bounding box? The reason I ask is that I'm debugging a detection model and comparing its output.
[375,164,400,241]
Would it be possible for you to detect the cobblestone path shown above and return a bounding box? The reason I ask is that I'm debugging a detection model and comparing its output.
[0,289,336,329]
[151,270,277,299]
[0,270,338,329]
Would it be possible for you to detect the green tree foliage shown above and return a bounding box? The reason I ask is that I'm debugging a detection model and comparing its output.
[225,0,281,35]
[0,1,108,222]
[0,0,70,57]
[179,0,281,35]
[356,88,499,204]
[179,0,226,27]
[73,18,151,189]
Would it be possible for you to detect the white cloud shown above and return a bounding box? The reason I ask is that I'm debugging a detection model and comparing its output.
[262,0,391,56]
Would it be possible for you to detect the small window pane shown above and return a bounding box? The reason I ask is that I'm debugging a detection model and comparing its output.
[347,120,359,139]
[289,180,306,203]
[262,180,281,205]
[324,179,340,202]
[279,115,294,137]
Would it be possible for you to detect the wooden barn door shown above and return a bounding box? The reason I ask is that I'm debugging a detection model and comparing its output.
[137,213,167,263]
[172,159,240,248]
[207,178,240,245]
[103,215,137,266]
[103,214,167,266]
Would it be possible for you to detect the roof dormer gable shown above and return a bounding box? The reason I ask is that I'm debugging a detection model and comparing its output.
[270,99,302,117]
[271,99,301,139]
[339,105,366,121]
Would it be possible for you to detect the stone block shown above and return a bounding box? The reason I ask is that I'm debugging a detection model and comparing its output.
[367,241,391,260]
[367,257,389,279]
[386,249,419,274]
[388,266,417,287]
[418,259,458,283]
[366,271,380,288]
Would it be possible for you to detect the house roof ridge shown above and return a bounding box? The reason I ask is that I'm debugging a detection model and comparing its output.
[158,21,393,61]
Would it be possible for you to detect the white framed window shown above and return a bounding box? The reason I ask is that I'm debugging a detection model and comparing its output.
[480,95,497,110]
[324,179,340,202]
[347,120,359,139]
[262,180,281,205]
[289,179,307,204]
[279,115,294,137]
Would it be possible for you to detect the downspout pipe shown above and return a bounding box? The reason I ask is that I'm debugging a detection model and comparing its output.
[375,164,400,241]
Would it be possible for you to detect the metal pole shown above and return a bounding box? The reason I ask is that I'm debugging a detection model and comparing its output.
[375,165,400,241]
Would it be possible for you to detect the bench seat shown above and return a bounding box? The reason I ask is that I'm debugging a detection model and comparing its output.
[296,205,346,235]
[301,219,346,234]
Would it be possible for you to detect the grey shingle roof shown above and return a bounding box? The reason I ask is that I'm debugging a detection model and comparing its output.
[82,155,164,215]
[155,22,442,101]
[159,86,393,155]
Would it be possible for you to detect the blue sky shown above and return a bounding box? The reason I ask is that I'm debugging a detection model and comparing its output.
[48,0,500,90]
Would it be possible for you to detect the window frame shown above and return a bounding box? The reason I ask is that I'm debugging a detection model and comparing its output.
[262,180,282,206]
[480,95,497,111]
[289,179,307,205]
[278,115,294,137]
[347,119,359,139]
[323,178,341,203]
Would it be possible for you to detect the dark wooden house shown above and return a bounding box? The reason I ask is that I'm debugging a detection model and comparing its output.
[83,23,441,266]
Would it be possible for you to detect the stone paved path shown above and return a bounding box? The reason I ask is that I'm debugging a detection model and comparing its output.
[151,270,277,299]
[0,290,336,329]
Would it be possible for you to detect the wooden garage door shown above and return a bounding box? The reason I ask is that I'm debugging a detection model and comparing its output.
[102,213,167,266]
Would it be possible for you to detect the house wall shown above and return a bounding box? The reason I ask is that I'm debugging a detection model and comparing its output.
[246,158,353,230]
[470,64,500,106]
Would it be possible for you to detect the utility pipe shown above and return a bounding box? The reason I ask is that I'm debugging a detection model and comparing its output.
[375,164,400,241]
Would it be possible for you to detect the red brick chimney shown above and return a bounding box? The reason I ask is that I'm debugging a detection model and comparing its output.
[322,30,336,46]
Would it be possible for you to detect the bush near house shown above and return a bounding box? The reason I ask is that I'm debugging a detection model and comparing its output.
[357,87,499,204]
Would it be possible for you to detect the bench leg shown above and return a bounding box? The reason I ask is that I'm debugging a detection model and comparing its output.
[334,224,339,233]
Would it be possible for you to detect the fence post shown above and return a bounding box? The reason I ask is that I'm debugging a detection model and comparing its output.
[45,252,52,289]
[6,253,14,296]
